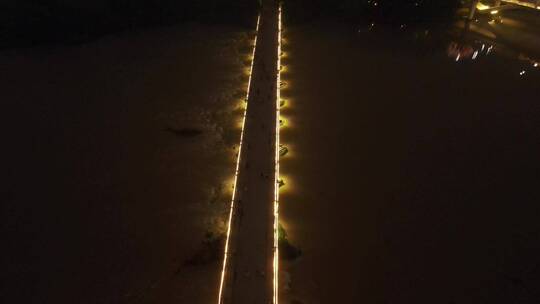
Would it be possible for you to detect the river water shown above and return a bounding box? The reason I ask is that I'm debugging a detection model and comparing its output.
[279,13,540,304]
[1,24,254,304]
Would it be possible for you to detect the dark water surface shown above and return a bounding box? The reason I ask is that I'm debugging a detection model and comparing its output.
[279,16,540,304]
[1,24,254,304]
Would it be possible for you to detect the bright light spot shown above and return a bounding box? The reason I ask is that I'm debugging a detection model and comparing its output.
[456,54,460,62]
[477,3,491,10]
[490,10,499,15]
[534,63,538,67]
[237,100,247,110]
[520,70,526,76]
[472,50,478,60]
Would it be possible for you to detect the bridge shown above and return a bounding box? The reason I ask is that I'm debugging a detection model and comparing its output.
[217,0,282,303]
[216,1,539,303]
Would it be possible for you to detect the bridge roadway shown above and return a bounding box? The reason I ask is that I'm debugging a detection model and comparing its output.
[218,1,280,303]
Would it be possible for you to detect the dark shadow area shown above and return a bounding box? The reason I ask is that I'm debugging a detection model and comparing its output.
[184,232,225,266]
[165,127,203,138]
[0,0,259,49]
[279,224,302,261]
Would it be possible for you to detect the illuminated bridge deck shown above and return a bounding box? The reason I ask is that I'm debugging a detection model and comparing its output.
[218,1,280,303]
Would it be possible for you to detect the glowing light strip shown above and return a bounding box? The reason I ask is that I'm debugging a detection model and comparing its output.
[273,5,282,304]
[218,14,260,304]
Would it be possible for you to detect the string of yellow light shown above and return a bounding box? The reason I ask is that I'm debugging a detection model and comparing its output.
[273,4,283,304]
[217,14,261,304]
